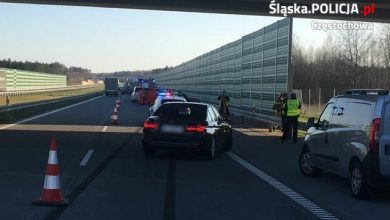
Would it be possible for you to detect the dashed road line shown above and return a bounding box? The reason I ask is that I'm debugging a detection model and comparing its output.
[226,151,339,220]
[80,149,94,166]
[44,127,143,220]
[163,155,176,220]
[102,126,108,132]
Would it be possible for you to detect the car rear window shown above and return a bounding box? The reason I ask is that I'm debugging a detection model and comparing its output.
[161,99,184,104]
[154,103,207,120]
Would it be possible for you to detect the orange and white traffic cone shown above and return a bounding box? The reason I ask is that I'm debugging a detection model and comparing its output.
[114,107,118,114]
[116,103,120,111]
[111,111,120,125]
[116,99,121,105]
[32,139,68,206]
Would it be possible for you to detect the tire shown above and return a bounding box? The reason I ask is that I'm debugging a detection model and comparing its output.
[350,161,369,199]
[223,131,233,152]
[299,147,322,177]
[143,144,156,157]
[205,138,216,160]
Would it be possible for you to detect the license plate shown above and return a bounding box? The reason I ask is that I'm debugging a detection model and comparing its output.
[161,125,184,134]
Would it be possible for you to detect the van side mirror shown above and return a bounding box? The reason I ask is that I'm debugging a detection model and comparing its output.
[306,117,315,129]
[322,120,329,129]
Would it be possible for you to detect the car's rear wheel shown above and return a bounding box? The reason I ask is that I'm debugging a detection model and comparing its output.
[143,144,156,157]
[206,138,216,160]
[223,131,233,152]
[299,147,322,177]
[350,161,368,199]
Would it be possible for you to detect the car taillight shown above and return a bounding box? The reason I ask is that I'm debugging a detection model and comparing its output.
[369,118,381,153]
[186,124,205,132]
[144,122,159,129]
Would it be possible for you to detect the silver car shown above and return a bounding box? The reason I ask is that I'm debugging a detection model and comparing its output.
[130,87,143,103]
[299,89,390,198]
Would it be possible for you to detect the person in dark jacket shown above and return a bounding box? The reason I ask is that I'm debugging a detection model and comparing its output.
[218,91,230,118]
[273,92,288,133]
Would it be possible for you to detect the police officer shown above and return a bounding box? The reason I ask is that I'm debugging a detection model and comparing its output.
[218,91,230,118]
[273,92,288,133]
[177,89,188,100]
[282,92,301,144]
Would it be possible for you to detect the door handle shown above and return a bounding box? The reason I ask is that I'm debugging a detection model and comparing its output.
[325,133,328,144]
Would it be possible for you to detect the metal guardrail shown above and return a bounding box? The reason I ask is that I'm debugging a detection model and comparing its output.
[186,96,282,127]
[0,85,102,96]
[0,91,100,113]
[231,107,307,131]
[187,95,311,133]
[0,91,104,123]
[230,108,281,126]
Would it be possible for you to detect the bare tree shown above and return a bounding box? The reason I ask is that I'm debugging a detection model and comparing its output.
[292,22,388,103]
[379,24,390,86]
[337,24,372,88]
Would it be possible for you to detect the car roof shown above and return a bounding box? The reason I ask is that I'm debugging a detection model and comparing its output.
[334,94,384,103]
[162,101,209,106]
[333,89,389,103]
[158,95,187,101]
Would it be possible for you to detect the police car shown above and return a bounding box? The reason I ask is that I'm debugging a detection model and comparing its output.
[149,91,187,116]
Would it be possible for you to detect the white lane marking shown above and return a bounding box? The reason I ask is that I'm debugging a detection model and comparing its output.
[80,149,94,166]
[102,126,108,132]
[0,95,103,130]
[226,152,339,220]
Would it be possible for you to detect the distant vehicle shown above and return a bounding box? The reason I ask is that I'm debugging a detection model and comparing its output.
[130,87,143,102]
[132,78,157,88]
[142,102,232,159]
[104,77,119,96]
[149,94,186,116]
[300,89,390,198]
[122,82,132,94]
[118,81,125,92]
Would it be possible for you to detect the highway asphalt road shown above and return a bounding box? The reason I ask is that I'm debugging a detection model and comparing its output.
[0,94,390,220]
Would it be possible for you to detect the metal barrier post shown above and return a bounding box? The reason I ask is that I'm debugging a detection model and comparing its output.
[318,88,321,114]
[6,95,9,105]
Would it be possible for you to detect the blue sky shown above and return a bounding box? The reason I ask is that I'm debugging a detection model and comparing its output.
[0,3,347,72]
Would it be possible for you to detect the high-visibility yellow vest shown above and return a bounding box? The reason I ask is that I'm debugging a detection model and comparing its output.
[286,99,300,116]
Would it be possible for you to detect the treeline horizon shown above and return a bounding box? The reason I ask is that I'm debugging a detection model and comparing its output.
[0,59,169,77]
[0,59,91,75]
[292,24,390,92]
[3,22,390,89]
